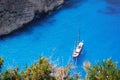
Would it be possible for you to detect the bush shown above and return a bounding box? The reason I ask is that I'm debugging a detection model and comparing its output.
[0,57,79,80]
[84,58,120,80]
[0,57,4,69]
[1,57,120,80]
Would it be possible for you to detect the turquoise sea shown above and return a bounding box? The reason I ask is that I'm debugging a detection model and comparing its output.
[0,0,120,77]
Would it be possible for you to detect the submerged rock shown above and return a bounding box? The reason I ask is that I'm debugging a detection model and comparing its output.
[0,0,64,36]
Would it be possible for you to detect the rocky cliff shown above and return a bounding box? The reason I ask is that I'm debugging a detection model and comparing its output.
[0,0,64,36]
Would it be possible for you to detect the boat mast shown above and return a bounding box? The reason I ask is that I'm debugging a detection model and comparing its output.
[73,30,80,51]
[77,30,80,44]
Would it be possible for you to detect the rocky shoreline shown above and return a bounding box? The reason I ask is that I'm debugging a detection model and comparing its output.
[0,0,64,36]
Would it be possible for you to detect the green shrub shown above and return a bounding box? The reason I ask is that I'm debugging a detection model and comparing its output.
[1,56,119,80]
[84,58,120,80]
[0,57,79,80]
[0,57,4,69]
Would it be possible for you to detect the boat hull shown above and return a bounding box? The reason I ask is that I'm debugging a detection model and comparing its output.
[72,42,83,58]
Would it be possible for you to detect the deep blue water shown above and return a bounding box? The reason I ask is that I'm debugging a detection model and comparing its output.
[0,0,120,77]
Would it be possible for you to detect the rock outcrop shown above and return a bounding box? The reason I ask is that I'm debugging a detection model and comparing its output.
[0,0,64,36]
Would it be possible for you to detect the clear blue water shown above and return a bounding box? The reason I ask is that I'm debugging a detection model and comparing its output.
[0,0,120,77]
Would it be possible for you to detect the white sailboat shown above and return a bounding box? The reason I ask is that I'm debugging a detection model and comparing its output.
[72,41,84,58]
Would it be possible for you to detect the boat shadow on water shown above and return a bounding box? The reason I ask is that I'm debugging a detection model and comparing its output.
[72,48,86,66]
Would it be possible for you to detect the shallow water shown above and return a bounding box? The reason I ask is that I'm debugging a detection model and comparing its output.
[0,0,120,77]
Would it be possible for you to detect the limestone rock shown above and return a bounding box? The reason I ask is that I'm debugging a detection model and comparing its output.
[0,0,64,36]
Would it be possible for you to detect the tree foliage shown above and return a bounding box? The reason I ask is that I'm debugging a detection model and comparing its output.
[0,57,120,80]
[0,57,4,69]
[84,58,120,80]
[0,57,79,80]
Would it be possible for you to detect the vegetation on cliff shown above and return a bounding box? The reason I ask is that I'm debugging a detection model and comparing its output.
[0,57,79,80]
[84,58,120,80]
[0,57,120,80]
[0,57,4,69]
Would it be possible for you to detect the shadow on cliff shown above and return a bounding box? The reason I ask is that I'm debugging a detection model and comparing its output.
[0,7,63,40]
[0,0,86,40]
[0,12,50,40]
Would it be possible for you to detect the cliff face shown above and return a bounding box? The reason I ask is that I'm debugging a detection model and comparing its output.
[0,0,64,36]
